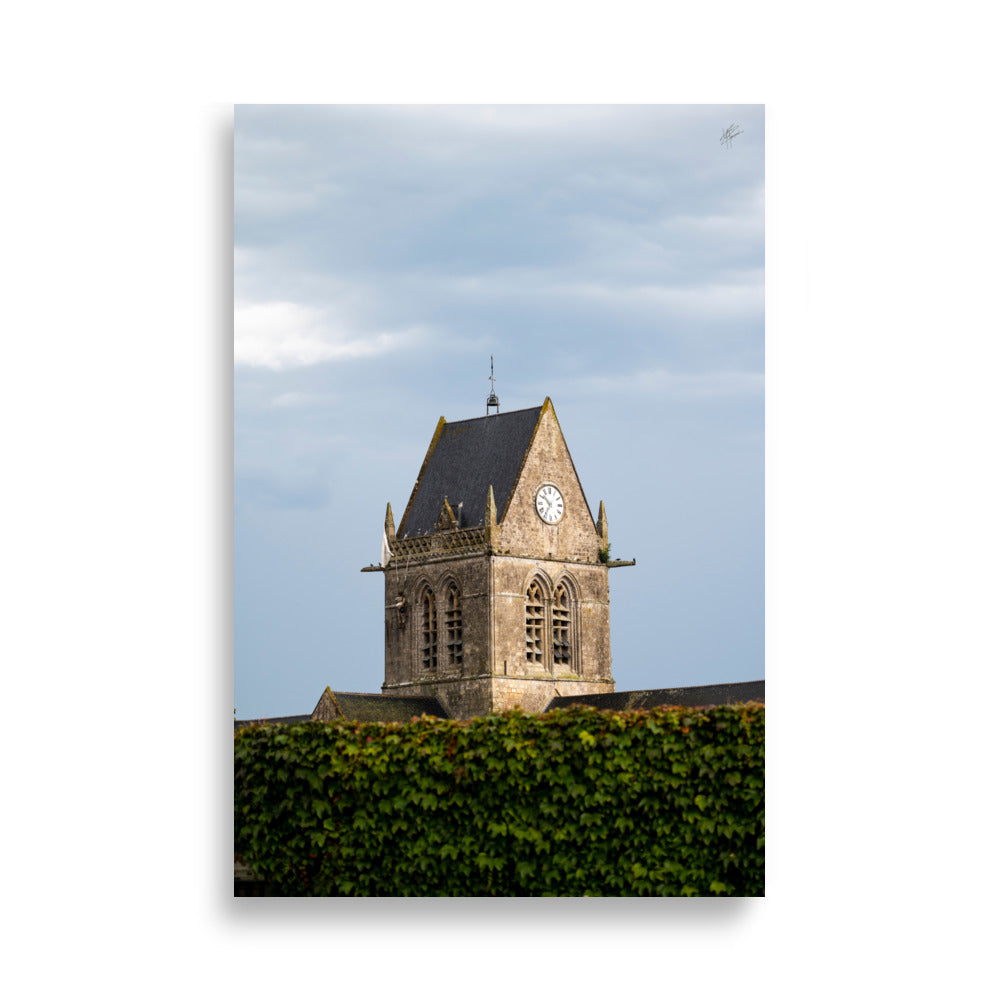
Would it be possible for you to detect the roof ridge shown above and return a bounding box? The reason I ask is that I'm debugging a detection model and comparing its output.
[333,690,442,698]
[442,403,543,427]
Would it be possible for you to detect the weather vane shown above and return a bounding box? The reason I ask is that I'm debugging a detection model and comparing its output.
[486,356,500,415]
[720,122,744,149]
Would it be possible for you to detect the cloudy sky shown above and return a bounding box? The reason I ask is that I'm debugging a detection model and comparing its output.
[235,104,764,720]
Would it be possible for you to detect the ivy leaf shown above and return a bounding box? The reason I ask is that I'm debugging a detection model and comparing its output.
[235,704,764,896]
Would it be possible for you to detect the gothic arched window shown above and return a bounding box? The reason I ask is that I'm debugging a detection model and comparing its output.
[421,588,437,672]
[525,581,545,664]
[445,583,463,667]
[552,584,572,667]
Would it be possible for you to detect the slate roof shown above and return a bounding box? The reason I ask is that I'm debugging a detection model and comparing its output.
[544,680,765,712]
[325,692,450,723]
[234,713,311,731]
[234,691,450,729]
[398,405,543,537]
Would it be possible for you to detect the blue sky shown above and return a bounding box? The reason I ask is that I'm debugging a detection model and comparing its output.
[235,105,764,719]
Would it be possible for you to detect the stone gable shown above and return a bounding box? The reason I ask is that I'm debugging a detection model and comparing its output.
[494,398,600,562]
[376,398,616,720]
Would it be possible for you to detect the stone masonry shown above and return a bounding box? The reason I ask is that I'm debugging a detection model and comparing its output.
[375,399,616,719]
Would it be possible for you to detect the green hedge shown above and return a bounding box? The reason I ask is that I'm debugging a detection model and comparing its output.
[234,704,764,896]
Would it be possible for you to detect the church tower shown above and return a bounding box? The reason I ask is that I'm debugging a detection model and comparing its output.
[368,397,621,719]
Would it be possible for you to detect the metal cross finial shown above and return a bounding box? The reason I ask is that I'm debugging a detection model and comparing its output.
[486,356,500,415]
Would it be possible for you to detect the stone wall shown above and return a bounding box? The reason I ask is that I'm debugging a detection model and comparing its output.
[382,549,614,719]
[381,400,617,720]
[383,552,490,689]
[490,555,610,683]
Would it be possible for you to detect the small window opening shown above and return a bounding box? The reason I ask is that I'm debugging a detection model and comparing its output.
[526,581,544,663]
[421,590,437,671]
[445,584,463,666]
[553,584,571,666]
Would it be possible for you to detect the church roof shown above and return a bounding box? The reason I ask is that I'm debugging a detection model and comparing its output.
[397,404,544,537]
[318,691,450,723]
[234,690,450,729]
[234,713,312,731]
[233,688,451,730]
[234,683,763,729]
[544,680,765,712]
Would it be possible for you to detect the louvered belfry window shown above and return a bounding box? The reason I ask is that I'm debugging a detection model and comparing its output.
[445,583,463,666]
[421,589,438,671]
[525,581,545,663]
[553,584,571,666]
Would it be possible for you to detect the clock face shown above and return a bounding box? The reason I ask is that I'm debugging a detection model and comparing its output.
[535,483,564,524]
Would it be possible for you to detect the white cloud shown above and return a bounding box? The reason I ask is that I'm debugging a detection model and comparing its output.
[413,266,763,324]
[657,209,763,244]
[557,279,764,320]
[556,367,763,400]
[236,183,332,217]
[325,105,734,164]
[234,301,422,370]
[269,392,332,410]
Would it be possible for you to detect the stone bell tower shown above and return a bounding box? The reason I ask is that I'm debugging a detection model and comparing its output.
[365,395,629,720]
